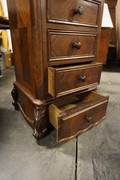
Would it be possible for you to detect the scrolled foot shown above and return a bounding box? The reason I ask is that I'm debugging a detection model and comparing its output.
[11,85,19,110]
[33,104,47,140]
[33,128,47,140]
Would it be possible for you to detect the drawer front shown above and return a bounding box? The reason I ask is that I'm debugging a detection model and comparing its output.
[48,31,97,64]
[47,0,101,27]
[48,64,102,97]
[49,91,109,143]
[57,98,108,143]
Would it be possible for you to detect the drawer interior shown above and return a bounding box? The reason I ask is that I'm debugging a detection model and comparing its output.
[54,91,101,111]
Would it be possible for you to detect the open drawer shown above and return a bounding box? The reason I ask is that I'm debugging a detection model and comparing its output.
[49,91,109,143]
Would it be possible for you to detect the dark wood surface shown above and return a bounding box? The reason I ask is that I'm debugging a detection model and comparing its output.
[7,0,44,100]
[48,30,97,65]
[49,91,109,143]
[7,0,106,142]
[48,63,102,97]
[47,0,100,27]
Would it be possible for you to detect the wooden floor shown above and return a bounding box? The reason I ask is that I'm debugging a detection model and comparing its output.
[0,66,120,180]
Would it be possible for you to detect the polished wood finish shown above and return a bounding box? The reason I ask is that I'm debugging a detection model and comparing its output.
[47,0,100,27]
[48,63,102,97]
[12,82,48,139]
[48,30,97,65]
[7,0,107,143]
[49,91,109,143]
[7,0,44,99]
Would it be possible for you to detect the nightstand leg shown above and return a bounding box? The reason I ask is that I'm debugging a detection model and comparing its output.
[11,84,19,110]
[33,105,47,140]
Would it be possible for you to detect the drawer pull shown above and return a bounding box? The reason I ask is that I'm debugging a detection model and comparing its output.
[79,75,86,82]
[73,42,81,49]
[74,6,84,15]
[86,116,92,123]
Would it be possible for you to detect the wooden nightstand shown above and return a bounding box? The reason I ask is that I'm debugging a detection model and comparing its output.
[7,0,108,143]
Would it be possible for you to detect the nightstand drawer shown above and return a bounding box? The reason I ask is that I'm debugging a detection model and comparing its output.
[48,31,97,65]
[49,91,109,143]
[47,0,100,27]
[48,63,102,97]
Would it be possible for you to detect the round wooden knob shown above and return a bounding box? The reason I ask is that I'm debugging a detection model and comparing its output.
[79,75,86,82]
[86,116,92,123]
[74,6,84,15]
[73,42,81,49]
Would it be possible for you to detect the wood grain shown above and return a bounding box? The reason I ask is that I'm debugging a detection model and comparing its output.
[48,30,97,64]
[47,0,100,27]
[7,0,106,142]
[48,64,102,97]
[49,91,109,143]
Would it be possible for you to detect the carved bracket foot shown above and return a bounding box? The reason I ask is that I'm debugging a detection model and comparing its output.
[11,85,19,110]
[33,105,47,140]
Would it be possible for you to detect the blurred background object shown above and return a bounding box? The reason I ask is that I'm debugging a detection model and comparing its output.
[99,0,120,65]
[0,37,6,71]
[105,0,117,46]
[0,0,13,77]
[116,0,120,61]
[0,0,12,50]
[98,3,113,64]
